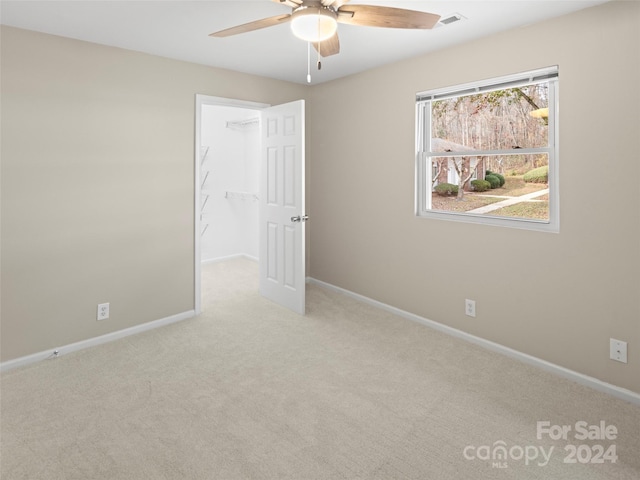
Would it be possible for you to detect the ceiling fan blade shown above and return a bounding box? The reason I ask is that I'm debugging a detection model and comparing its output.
[210,14,291,38]
[337,5,440,29]
[271,0,302,8]
[313,32,340,57]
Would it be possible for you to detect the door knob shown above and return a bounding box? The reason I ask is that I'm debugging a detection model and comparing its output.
[291,215,309,223]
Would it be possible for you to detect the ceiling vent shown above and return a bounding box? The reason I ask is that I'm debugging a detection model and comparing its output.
[438,13,465,26]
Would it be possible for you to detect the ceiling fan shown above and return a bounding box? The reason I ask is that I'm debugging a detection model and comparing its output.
[209,0,441,59]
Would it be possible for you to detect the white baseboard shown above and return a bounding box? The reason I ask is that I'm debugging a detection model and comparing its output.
[0,310,196,373]
[307,277,640,406]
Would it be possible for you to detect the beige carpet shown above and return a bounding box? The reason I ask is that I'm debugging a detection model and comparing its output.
[1,258,639,479]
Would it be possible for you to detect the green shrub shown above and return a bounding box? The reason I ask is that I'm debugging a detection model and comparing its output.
[523,166,549,184]
[486,170,506,186]
[471,179,491,192]
[434,183,459,196]
[484,174,501,189]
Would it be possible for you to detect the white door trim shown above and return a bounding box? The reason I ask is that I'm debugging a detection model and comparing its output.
[194,95,269,314]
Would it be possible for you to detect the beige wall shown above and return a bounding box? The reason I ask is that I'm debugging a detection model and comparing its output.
[2,1,639,395]
[0,26,307,361]
[308,1,640,394]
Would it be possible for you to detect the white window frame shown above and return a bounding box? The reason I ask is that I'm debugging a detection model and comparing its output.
[415,67,559,233]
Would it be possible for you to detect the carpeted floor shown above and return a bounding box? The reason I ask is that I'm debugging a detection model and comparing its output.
[1,258,639,479]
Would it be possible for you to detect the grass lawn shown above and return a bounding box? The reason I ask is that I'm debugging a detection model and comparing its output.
[499,176,548,196]
[431,193,503,213]
[431,176,549,218]
[491,201,549,220]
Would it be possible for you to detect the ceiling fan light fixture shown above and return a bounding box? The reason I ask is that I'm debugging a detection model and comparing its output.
[290,6,338,43]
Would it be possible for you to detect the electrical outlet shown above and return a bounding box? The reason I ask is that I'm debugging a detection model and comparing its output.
[465,299,476,318]
[97,302,110,321]
[609,338,627,363]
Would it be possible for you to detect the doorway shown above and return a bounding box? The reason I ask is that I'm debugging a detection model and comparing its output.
[194,95,269,314]
[194,96,307,315]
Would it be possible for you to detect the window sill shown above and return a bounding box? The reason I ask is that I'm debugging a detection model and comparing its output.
[416,210,559,233]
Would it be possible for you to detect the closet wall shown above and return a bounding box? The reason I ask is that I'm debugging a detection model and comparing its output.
[200,105,261,263]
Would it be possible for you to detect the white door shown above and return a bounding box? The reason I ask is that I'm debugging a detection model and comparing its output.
[259,100,306,314]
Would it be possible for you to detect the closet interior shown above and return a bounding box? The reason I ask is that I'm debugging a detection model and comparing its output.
[200,105,261,264]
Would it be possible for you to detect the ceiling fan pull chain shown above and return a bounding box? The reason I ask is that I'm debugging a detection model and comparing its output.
[316,14,322,71]
[307,41,311,83]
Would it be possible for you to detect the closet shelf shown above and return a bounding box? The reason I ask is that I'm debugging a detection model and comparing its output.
[200,171,210,189]
[226,117,259,129]
[225,191,258,201]
[200,146,210,166]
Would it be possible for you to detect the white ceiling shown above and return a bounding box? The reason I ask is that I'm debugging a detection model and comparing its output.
[0,0,610,85]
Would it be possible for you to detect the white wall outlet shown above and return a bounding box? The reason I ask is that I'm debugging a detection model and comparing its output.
[465,299,476,318]
[97,302,110,321]
[609,338,627,363]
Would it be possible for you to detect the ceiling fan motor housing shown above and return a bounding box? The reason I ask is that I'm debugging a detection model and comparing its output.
[290,5,338,42]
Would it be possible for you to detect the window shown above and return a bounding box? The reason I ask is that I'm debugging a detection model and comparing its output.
[415,67,558,232]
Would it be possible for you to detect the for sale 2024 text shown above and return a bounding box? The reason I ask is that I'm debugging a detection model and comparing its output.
[537,421,618,465]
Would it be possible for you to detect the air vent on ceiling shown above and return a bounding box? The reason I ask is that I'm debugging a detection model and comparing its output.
[439,13,466,26]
